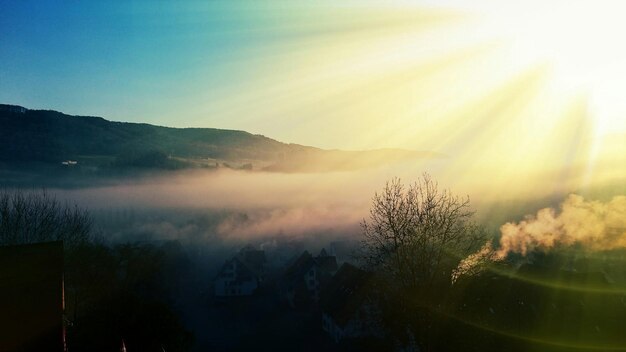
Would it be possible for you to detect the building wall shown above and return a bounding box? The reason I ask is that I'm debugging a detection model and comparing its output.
[322,313,345,343]
[214,260,259,297]
[0,241,65,352]
[322,311,370,343]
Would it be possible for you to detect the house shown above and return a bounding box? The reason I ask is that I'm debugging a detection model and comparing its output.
[214,246,266,297]
[329,239,359,263]
[321,263,378,343]
[0,241,65,352]
[282,248,338,308]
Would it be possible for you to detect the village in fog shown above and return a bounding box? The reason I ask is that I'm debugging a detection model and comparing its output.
[3,1,626,351]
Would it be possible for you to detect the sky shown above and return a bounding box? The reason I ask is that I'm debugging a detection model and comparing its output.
[2,0,625,193]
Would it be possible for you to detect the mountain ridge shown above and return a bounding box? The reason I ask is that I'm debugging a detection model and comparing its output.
[0,104,441,175]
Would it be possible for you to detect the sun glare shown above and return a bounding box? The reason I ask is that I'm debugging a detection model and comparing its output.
[459,0,626,135]
[377,0,626,195]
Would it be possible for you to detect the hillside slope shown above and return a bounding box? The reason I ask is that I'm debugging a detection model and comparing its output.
[0,104,440,173]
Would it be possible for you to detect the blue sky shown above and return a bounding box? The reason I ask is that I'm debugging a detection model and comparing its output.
[1,1,451,147]
[1,1,299,124]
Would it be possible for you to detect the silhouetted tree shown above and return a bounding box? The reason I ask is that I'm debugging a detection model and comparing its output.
[0,189,92,247]
[359,174,485,291]
[358,174,487,349]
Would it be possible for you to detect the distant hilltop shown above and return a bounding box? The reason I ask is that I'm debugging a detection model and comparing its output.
[0,104,442,175]
[0,104,27,114]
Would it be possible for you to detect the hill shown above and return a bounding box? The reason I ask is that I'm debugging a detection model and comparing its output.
[0,104,440,176]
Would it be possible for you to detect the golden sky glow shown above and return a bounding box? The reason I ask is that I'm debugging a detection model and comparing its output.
[182,1,625,200]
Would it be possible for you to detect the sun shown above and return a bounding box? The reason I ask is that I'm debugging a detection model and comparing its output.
[404,0,626,193]
[461,0,626,135]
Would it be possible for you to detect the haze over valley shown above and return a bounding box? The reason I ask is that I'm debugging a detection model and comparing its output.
[2,1,626,351]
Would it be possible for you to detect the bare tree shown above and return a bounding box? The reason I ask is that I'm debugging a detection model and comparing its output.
[359,174,486,292]
[0,189,92,247]
[358,174,488,349]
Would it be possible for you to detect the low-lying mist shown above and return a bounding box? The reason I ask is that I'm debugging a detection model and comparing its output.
[54,169,376,244]
[17,158,624,246]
